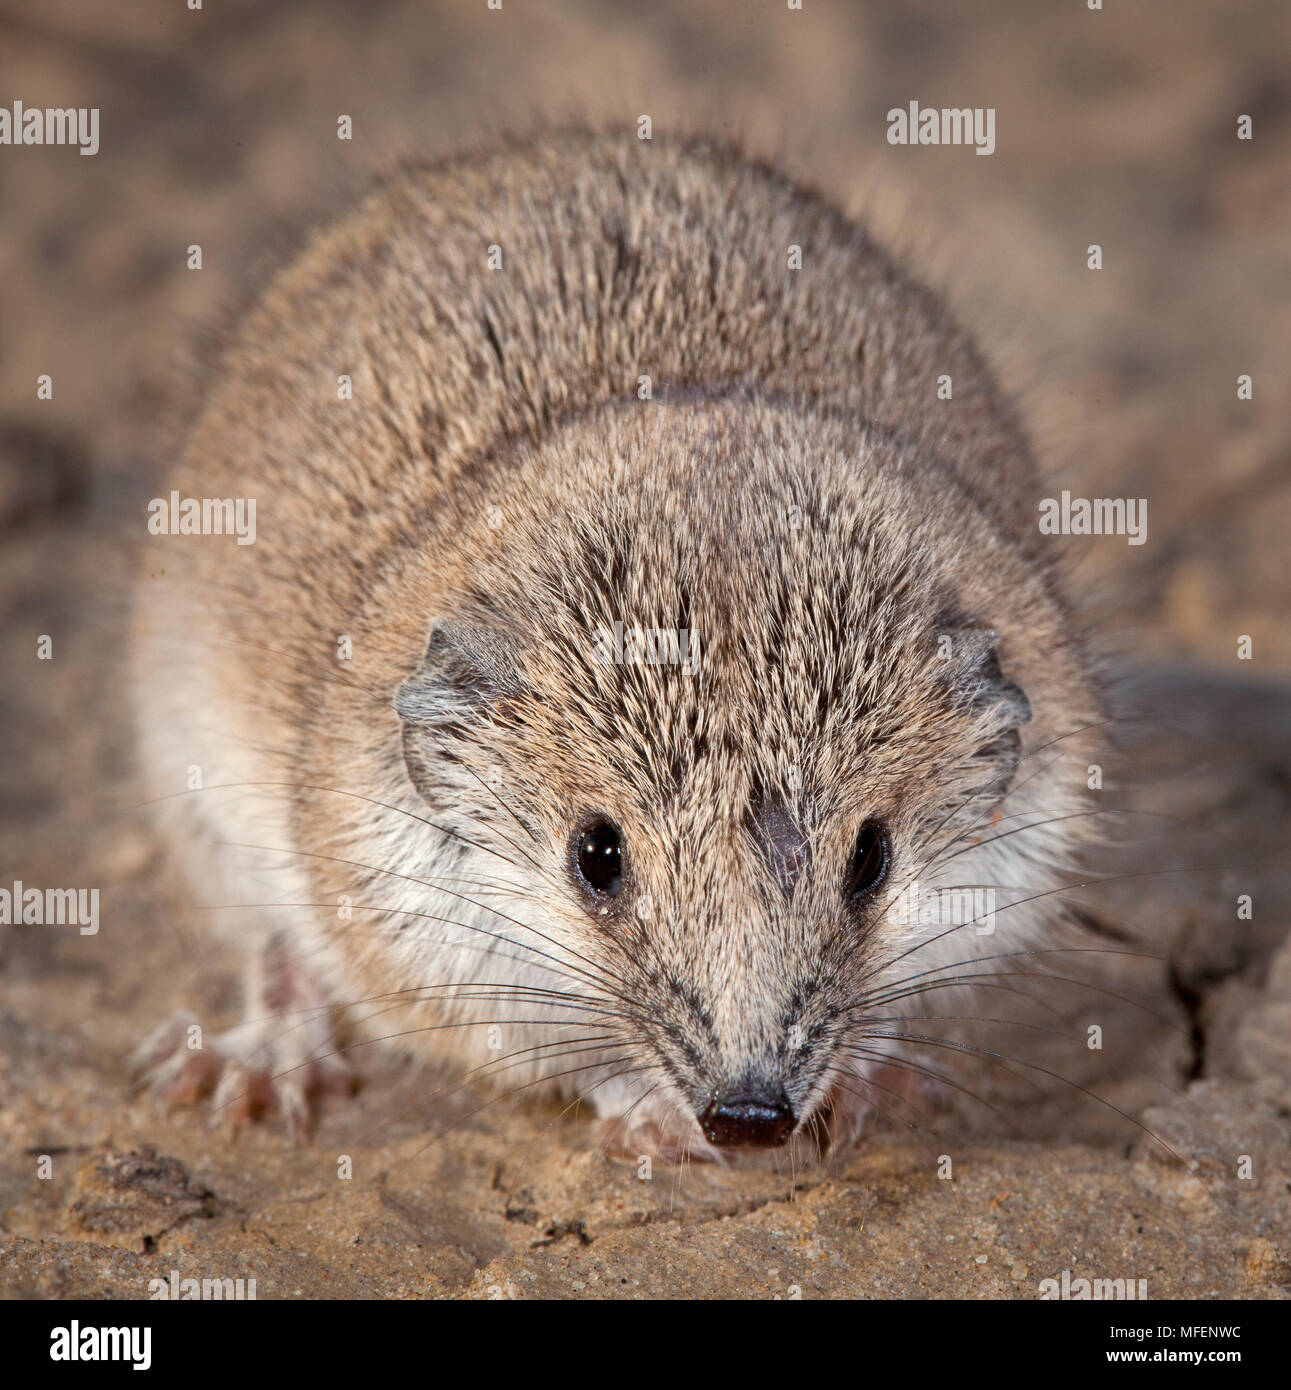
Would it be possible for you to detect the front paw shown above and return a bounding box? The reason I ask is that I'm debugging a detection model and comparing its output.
[131,1008,354,1139]
[597,1107,723,1167]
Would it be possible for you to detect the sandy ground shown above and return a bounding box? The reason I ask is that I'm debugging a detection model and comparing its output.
[1,0,1289,1298]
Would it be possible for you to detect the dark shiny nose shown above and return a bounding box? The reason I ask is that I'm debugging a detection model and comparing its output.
[700,1090,795,1148]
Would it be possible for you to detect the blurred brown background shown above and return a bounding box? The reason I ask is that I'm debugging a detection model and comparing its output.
[0,0,1288,1299]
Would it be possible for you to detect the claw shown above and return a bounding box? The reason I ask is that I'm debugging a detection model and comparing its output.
[131,1008,353,1139]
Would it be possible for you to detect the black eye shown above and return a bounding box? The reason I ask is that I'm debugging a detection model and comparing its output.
[575,820,623,897]
[844,821,889,900]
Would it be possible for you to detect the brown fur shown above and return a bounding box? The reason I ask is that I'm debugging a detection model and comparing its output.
[131,130,1100,1156]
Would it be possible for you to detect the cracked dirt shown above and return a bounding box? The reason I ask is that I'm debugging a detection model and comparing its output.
[2,0,1290,1298]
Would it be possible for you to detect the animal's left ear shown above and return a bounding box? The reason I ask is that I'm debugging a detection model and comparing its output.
[934,622,1032,793]
[394,619,528,728]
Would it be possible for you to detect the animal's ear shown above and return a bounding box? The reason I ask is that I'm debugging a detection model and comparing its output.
[394,620,527,726]
[935,624,1031,727]
[934,621,1032,793]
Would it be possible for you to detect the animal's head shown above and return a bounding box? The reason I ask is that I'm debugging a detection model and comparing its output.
[391,399,1098,1154]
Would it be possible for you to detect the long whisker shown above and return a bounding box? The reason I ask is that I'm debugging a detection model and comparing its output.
[600,1080,666,1160]
[861,943,1165,997]
[135,780,535,881]
[460,763,545,851]
[217,840,637,996]
[347,1037,640,1154]
[396,1058,655,1163]
[859,958,1185,1034]
[906,707,1194,883]
[871,861,1274,978]
[521,1066,671,1172]
[836,1044,1022,1136]
[923,804,1247,881]
[821,1074,970,1202]
[859,974,1185,1044]
[205,1006,635,1132]
[194,898,626,1006]
[908,716,1117,871]
[850,1028,1227,1213]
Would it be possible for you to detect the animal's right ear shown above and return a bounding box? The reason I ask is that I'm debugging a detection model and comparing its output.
[394,620,527,727]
